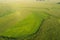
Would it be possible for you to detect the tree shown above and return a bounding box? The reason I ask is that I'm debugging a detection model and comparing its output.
[57,2,60,4]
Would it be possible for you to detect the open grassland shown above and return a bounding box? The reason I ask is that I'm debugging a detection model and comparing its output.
[0,2,60,40]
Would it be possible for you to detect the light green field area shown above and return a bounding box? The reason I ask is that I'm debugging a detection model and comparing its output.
[0,2,60,40]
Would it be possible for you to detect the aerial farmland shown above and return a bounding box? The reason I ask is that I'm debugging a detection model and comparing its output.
[0,0,60,40]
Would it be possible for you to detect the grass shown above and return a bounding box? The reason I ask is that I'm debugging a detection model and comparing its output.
[0,2,60,40]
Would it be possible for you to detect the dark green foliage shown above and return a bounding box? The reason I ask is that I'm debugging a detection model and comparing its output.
[57,2,60,4]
